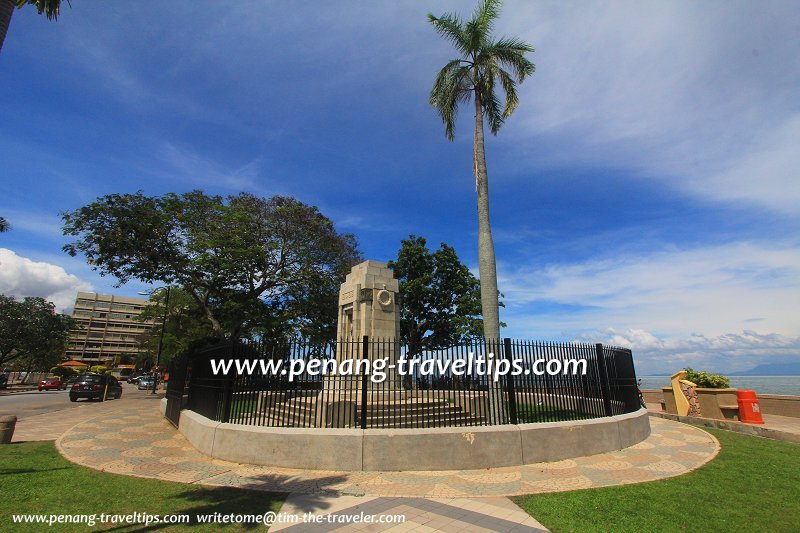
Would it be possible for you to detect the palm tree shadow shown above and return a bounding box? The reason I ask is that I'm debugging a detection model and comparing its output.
[101,473,351,531]
[0,467,71,474]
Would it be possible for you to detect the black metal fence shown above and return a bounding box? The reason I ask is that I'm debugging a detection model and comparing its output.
[170,337,640,429]
[164,351,189,427]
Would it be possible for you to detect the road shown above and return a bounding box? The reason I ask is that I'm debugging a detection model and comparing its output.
[0,383,158,419]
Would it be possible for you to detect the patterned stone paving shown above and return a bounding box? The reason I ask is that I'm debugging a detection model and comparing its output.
[56,402,719,498]
[270,495,548,532]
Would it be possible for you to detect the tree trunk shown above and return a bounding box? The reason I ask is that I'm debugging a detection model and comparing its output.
[21,359,33,385]
[186,287,224,337]
[0,0,14,54]
[473,94,501,341]
[474,94,506,425]
[202,305,223,337]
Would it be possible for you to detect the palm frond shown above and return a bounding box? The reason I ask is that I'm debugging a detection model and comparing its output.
[427,12,469,56]
[430,61,473,141]
[486,37,535,81]
[472,0,501,41]
[15,0,68,21]
[428,0,534,137]
[479,74,505,135]
[495,66,519,117]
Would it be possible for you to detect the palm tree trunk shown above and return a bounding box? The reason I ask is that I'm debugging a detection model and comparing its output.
[473,94,501,341]
[0,0,14,54]
[474,93,506,425]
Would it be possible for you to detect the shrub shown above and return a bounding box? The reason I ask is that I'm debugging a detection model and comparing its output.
[684,367,730,389]
[89,365,109,374]
[50,366,78,378]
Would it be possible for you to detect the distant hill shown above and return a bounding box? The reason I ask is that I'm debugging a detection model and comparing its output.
[729,360,800,376]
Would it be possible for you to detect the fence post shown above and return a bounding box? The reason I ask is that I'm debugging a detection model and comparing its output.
[221,375,233,423]
[503,338,518,425]
[219,342,235,423]
[360,335,369,430]
[595,343,613,417]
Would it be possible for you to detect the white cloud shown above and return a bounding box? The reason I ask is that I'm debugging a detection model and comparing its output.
[0,248,92,312]
[497,0,800,215]
[588,328,800,374]
[499,241,800,372]
[158,142,265,192]
[0,209,63,241]
[694,116,800,215]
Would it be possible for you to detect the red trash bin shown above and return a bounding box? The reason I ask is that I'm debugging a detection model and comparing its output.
[737,390,764,424]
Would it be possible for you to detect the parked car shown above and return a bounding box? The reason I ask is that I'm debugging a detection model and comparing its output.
[137,377,156,390]
[39,377,66,391]
[69,374,122,402]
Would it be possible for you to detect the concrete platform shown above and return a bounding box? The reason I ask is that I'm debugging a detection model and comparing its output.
[176,402,651,471]
[55,403,717,498]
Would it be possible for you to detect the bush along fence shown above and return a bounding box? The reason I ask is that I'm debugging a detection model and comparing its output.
[165,337,640,429]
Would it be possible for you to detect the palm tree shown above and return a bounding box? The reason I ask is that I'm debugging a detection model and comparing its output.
[0,216,8,232]
[0,0,65,53]
[428,0,534,341]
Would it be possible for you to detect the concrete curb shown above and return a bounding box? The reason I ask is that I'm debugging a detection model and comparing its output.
[177,407,652,471]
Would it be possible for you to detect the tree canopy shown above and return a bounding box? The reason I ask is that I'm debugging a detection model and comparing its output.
[428,0,535,140]
[0,294,74,371]
[63,190,362,340]
[388,235,489,356]
[135,287,217,368]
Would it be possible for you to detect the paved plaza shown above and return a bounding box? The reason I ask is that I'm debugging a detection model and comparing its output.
[8,390,721,531]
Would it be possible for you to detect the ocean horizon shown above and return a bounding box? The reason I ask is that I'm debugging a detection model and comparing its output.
[639,376,800,396]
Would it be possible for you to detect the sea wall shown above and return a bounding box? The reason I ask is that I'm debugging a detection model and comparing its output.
[642,390,800,419]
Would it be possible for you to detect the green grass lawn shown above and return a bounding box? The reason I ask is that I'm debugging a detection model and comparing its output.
[0,441,285,532]
[514,427,800,532]
[515,404,590,423]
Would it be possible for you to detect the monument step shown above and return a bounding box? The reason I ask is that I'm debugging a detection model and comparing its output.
[261,397,477,414]
[256,405,486,429]
[362,411,485,423]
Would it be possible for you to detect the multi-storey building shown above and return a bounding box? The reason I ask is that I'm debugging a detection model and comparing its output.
[65,292,154,364]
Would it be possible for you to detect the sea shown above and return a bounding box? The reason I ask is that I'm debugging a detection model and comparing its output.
[639,376,800,396]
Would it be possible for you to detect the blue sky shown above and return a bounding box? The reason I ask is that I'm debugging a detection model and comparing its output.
[1,1,798,374]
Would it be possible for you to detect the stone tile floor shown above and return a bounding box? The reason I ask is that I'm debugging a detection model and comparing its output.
[270,495,547,532]
[56,409,719,498]
[11,391,719,531]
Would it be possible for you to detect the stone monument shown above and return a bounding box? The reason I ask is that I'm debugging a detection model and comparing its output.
[336,260,401,347]
[317,261,402,427]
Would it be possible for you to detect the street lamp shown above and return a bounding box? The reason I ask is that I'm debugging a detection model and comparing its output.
[138,286,171,394]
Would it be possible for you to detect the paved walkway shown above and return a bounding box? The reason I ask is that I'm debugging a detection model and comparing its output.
[11,390,164,442]
[647,404,800,444]
[56,407,718,498]
[271,495,546,532]
[13,391,719,532]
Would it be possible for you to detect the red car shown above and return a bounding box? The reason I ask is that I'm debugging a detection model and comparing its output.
[38,378,66,391]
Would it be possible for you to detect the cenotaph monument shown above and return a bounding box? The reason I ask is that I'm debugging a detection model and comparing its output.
[336,260,401,346]
[317,260,402,427]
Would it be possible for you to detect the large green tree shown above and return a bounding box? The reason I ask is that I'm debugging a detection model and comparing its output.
[135,287,216,369]
[428,0,534,340]
[0,294,74,374]
[62,190,361,340]
[0,0,65,53]
[388,235,485,357]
